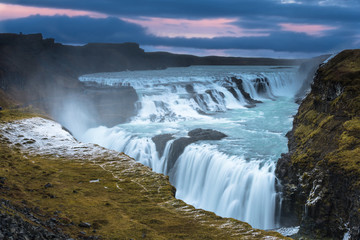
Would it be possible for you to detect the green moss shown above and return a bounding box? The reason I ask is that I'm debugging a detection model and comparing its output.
[0,106,49,122]
[343,118,360,132]
[283,50,360,238]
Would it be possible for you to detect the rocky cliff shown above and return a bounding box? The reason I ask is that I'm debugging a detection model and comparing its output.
[276,50,360,239]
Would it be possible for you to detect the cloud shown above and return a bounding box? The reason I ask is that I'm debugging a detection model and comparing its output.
[279,23,337,37]
[0,3,106,20]
[0,1,359,57]
[0,14,358,55]
[0,0,359,23]
[122,17,269,38]
[0,15,149,44]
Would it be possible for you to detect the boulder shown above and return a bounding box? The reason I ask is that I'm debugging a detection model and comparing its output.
[166,128,227,174]
[151,134,175,158]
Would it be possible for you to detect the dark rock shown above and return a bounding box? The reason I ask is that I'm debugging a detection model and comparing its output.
[275,50,360,239]
[151,134,175,158]
[294,54,331,103]
[49,194,56,199]
[185,84,195,94]
[188,128,227,140]
[254,77,269,93]
[79,222,91,228]
[44,183,53,188]
[0,198,71,239]
[205,90,219,104]
[230,77,262,107]
[166,129,227,173]
[225,86,239,100]
[252,77,276,100]
[0,176,6,184]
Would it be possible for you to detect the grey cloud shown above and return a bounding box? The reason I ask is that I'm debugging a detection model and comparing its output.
[1,15,357,53]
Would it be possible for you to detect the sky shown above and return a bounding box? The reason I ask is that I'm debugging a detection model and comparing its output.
[0,0,359,58]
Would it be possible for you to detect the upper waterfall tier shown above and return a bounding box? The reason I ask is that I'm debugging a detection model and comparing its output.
[80,66,300,123]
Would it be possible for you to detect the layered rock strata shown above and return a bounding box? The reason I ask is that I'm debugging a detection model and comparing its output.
[276,50,360,239]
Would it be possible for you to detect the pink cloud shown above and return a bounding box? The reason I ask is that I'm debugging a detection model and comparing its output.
[142,45,322,58]
[0,3,107,21]
[122,17,269,39]
[279,23,337,36]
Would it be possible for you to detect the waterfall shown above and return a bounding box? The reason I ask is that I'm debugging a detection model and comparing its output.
[78,66,300,230]
[173,144,277,229]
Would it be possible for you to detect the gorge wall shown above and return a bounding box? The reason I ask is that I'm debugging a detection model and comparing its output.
[276,50,360,239]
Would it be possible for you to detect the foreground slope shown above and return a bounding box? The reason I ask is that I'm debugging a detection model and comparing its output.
[0,108,288,239]
[276,50,360,239]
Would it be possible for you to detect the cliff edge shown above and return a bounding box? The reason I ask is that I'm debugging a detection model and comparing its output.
[276,50,360,239]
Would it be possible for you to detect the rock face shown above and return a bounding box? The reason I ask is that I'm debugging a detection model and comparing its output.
[230,77,262,107]
[294,54,331,103]
[276,50,360,239]
[166,129,227,173]
[152,134,175,158]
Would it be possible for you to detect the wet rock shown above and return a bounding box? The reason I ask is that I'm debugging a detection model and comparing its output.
[230,77,262,107]
[151,134,175,158]
[185,84,195,94]
[205,90,219,104]
[79,222,91,228]
[166,128,227,173]
[188,128,227,140]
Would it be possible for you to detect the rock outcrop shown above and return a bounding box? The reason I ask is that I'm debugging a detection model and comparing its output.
[294,54,331,103]
[230,77,262,107]
[151,134,175,158]
[276,50,360,239]
[152,129,227,174]
[166,128,227,173]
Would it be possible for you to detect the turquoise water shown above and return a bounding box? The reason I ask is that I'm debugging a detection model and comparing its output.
[79,66,300,229]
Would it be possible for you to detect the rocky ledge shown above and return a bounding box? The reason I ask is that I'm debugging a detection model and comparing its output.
[276,50,360,239]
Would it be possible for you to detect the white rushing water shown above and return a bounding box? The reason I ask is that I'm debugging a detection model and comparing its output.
[78,66,301,229]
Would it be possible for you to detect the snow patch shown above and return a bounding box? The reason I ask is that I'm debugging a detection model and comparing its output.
[274,226,300,236]
[306,183,323,206]
[0,117,126,160]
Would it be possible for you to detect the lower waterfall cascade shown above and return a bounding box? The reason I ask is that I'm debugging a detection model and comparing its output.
[77,65,302,230]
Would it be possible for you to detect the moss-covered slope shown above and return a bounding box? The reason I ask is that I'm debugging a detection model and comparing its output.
[0,109,289,239]
[276,50,360,239]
